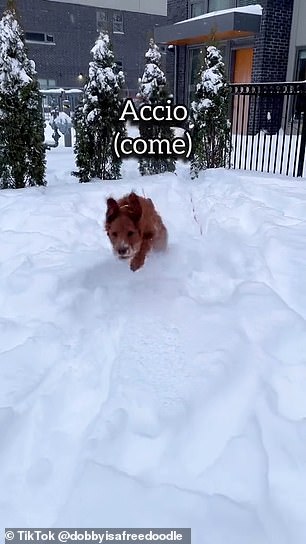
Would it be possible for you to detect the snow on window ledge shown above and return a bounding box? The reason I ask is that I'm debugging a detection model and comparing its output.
[25,40,56,45]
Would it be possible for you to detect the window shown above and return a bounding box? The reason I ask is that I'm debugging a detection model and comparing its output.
[190,1,206,18]
[189,0,258,17]
[188,47,203,99]
[25,32,45,42]
[296,49,306,81]
[113,12,123,33]
[295,50,306,118]
[25,32,54,44]
[96,11,107,33]
[236,0,258,6]
[38,78,48,88]
[208,0,233,11]
[114,60,123,74]
[188,45,227,103]
[38,78,57,89]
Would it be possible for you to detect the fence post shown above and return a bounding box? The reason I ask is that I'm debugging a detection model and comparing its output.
[297,96,306,177]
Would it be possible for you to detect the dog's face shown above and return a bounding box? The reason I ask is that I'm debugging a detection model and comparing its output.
[105,193,142,260]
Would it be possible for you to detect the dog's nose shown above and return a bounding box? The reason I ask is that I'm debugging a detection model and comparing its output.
[118,247,127,256]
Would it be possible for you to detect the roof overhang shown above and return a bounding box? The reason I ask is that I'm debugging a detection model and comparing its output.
[155,10,261,46]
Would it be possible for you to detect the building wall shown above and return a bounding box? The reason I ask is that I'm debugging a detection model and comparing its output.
[292,0,306,47]
[252,0,294,83]
[164,0,295,105]
[0,0,166,93]
[165,0,188,103]
[286,0,306,81]
[46,0,167,16]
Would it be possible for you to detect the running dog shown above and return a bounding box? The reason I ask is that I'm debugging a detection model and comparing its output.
[105,192,168,271]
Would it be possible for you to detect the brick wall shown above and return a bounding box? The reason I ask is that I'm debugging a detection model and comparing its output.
[252,0,294,82]
[0,0,165,93]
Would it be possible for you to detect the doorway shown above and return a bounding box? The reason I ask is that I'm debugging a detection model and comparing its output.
[232,48,254,133]
[233,47,254,83]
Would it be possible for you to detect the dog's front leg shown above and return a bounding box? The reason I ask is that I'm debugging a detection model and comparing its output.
[130,234,153,272]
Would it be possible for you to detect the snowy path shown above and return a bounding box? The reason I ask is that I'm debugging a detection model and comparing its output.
[1,151,306,543]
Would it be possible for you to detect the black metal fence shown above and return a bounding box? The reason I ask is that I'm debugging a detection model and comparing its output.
[40,87,136,121]
[229,82,306,177]
[41,83,306,178]
[40,89,83,120]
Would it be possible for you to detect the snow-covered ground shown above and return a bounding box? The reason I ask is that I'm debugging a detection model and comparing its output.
[1,149,306,544]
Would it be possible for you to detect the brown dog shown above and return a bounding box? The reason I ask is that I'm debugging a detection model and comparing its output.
[105,192,167,271]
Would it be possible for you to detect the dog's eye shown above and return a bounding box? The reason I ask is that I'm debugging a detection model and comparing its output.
[112,232,118,238]
[127,231,135,237]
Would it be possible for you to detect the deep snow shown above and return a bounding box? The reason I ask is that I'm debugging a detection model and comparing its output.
[1,150,306,544]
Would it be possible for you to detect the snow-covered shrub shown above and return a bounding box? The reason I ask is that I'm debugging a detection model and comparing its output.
[189,45,231,179]
[137,38,176,176]
[74,32,126,182]
[0,7,46,189]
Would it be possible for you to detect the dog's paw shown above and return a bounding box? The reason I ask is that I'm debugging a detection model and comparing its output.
[130,254,145,272]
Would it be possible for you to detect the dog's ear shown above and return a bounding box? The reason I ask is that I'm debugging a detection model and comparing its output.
[106,197,119,223]
[128,192,142,223]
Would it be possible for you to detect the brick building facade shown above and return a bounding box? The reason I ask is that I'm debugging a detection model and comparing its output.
[155,0,295,105]
[252,0,294,83]
[0,0,167,96]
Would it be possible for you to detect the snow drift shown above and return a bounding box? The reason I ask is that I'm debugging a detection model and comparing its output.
[0,151,306,544]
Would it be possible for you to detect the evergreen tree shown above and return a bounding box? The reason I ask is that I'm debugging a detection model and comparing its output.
[74,32,126,182]
[0,5,46,189]
[137,38,176,176]
[189,45,231,179]
[73,98,92,180]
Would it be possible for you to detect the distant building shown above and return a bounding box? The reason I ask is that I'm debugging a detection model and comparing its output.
[0,0,167,96]
[155,0,296,104]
